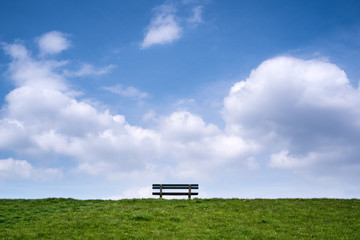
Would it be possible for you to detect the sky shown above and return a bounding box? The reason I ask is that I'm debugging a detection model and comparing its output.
[1,0,360,199]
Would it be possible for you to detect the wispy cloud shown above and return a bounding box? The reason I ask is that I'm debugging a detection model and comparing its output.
[63,63,116,77]
[102,84,148,100]
[141,4,182,49]
[188,5,203,25]
[141,2,206,49]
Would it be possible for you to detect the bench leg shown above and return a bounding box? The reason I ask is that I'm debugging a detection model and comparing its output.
[160,184,162,199]
[188,184,191,200]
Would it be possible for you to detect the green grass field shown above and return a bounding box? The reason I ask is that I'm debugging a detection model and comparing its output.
[0,198,359,239]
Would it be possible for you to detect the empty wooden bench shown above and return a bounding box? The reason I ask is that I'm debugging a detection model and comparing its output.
[152,184,199,199]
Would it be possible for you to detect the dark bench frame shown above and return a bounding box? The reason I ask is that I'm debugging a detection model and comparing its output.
[152,184,199,199]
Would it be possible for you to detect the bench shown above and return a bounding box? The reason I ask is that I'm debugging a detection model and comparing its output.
[152,184,199,199]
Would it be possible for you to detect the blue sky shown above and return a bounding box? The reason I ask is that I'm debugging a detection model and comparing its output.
[1,0,360,199]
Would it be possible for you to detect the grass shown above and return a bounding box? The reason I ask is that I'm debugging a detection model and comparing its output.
[0,198,359,239]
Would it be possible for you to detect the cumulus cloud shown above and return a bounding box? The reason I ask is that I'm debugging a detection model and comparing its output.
[141,5,182,49]
[224,56,360,172]
[3,43,67,90]
[37,31,70,55]
[1,37,160,179]
[2,85,160,176]
[2,32,360,197]
[0,38,257,182]
[156,111,259,179]
[3,45,360,183]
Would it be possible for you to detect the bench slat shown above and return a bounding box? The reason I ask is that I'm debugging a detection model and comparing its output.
[153,186,198,189]
[152,192,199,195]
[153,184,198,186]
[152,184,198,189]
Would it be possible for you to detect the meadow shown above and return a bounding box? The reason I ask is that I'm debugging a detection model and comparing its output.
[0,198,359,239]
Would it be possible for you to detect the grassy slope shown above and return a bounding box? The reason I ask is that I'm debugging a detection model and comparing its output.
[0,198,359,239]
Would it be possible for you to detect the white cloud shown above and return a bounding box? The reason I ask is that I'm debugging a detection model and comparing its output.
[1,44,256,181]
[3,43,67,90]
[1,39,161,179]
[63,64,116,77]
[0,118,28,151]
[5,43,359,184]
[102,84,148,100]
[3,42,28,59]
[0,158,62,181]
[141,5,182,49]
[158,111,220,141]
[3,84,160,175]
[141,2,206,49]
[156,111,259,180]
[37,31,70,55]
[223,56,360,172]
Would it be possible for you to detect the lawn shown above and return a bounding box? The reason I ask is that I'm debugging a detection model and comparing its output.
[0,198,359,239]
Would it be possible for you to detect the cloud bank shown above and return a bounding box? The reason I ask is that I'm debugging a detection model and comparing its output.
[1,32,360,197]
